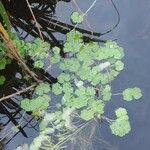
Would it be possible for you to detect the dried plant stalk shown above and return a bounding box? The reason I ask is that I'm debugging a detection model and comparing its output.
[0,22,41,83]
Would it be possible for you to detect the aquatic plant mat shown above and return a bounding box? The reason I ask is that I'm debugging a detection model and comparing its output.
[0,0,143,150]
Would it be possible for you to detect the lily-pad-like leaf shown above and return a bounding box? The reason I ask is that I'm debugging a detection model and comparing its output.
[123,87,142,101]
[35,83,51,96]
[58,73,71,83]
[52,46,60,54]
[21,98,31,111]
[52,83,62,95]
[21,95,50,112]
[34,60,44,69]
[110,117,131,137]
[62,82,73,94]
[115,60,124,71]
[115,107,128,118]
[71,11,84,24]
[110,107,131,137]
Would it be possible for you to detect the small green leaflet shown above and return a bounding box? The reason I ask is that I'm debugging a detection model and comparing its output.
[110,107,131,137]
[52,46,60,55]
[123,87,142,101]
[21,98,32,112]
[62,82,73,94]
[58,73,71,83]
[90,100,105,114]
[52,83,62,95]
[60,58,80,72]
[102,85,112,101]
[34,60,44,69]
[35,83,51,96]
[0,58,7,70]
[0,75,6,85]
[71,11,84,24]
[115,60,124,71]
[51,54,61,64]
[115,107,128,118]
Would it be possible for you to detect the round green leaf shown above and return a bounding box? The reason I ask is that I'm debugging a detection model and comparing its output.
[71,11,84,24]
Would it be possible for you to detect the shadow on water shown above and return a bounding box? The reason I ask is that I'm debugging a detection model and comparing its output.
[1,0,150,150]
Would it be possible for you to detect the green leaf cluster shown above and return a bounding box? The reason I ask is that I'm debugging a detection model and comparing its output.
[49,30,142,134]
[21,94,51,113]
[59,38,126,87]
[0,55,11,70]
[123,87,142,101]
[33,60,44,69]
[115,60,124,71]
[102,85,112,101]
[23,38,50,69]
[17,28,143,143]
[35,83,51,95]
[58,73,71,83]
[63,30,83,53]
[60,58,80,72]
[51,46,61,64]
[12,35,26,57]
[71,11,84,24]
[110,107,131,137]
[52,83,62,95]
[30,135,52,150]
[27,38,50,59]
[80,100,104,121]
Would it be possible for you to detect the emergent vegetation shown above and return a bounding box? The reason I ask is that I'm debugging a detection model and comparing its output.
[0,7,143,149]
[19,28,142,148]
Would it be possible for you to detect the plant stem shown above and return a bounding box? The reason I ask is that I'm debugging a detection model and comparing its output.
[0,83,36,102]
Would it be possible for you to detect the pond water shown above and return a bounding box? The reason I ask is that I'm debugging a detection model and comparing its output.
[55,1,150,149]
[2,0,150,149]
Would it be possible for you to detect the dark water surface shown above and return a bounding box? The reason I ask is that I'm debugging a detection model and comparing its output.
[4,0,150,149]
[56,0,150,150]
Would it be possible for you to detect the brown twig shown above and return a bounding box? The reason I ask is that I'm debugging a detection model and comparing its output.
[0,22,41,83]
[0,83,36,102]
